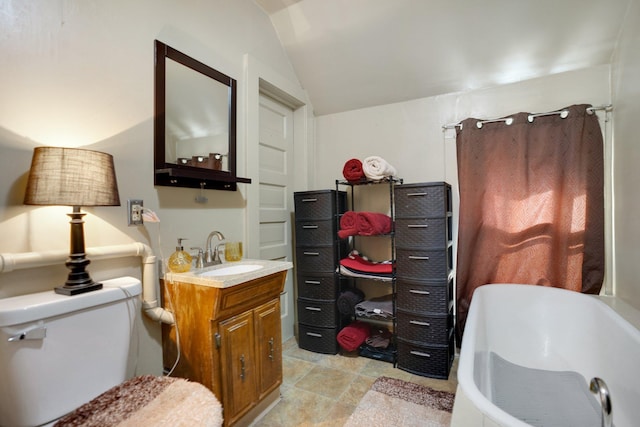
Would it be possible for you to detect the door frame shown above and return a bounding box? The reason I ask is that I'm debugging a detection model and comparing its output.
[242,55,313,339]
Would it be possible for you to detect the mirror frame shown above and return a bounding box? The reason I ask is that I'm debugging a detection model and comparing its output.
[154,40,251,191]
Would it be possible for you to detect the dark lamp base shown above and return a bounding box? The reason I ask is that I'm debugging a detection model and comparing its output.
[55,282,103,296]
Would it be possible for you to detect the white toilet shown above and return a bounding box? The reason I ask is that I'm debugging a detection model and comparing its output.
[0,276,142,427]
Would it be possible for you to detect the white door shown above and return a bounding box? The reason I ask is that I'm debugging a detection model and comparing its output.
[258,94,295,341]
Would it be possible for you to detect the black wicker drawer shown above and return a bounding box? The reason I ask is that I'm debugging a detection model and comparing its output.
[297,273,340,300]
[396,247,452,281]
[295,246,338,273]
[297,297,340,328]
[396,309,452,344]
[298,324,339,354]
[396,334,454,379]
[396,278,452,313]
[394,183,451,218]
[395,217,449,249]
[294,190,346,220]
[295,219,337,246]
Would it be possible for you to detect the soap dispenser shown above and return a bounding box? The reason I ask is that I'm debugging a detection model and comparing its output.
[168,238,193,273]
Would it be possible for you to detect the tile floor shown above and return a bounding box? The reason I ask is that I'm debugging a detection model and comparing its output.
[254,338,459,426]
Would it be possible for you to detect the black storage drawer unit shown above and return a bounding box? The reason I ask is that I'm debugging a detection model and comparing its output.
[395,247,452,281]
[396,333,455,380]
[297,297,341,328]
[394,217,450,249]
[394,182,454,379]
[295,219,337,245]
[394,182,451,218]
[396,309,453,344]
[294,190,347,355]
[297,272,340,300]
[294,190,347,220]
[396,277,453,313]
[298,324,340,354]
[295,245,340,273]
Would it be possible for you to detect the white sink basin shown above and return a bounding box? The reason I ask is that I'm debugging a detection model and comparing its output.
[199,264,264,277]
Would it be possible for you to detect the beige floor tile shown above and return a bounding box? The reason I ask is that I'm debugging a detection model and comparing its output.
[294,365,356,400]
[359,358,414,382]
[337,374,376,407]
[255,386,338,427]
[282,336,299,353]
[284,345,330,364]
[282,356,316,386]
[318,352,371,373]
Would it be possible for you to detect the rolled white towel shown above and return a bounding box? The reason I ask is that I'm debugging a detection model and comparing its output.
[362,156,397,181]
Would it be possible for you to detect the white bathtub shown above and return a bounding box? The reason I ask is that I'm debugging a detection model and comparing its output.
[451,284,640,427]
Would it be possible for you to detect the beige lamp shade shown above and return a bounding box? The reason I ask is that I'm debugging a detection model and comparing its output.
[24,146,120,207]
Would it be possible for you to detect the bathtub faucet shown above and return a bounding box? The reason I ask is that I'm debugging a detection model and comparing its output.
[204,231,225,266]
[590,377,612,427]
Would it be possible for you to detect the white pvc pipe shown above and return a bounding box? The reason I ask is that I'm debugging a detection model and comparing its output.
[0,243,175,325]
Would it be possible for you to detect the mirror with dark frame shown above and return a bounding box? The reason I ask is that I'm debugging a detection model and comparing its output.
[154,40,251,191]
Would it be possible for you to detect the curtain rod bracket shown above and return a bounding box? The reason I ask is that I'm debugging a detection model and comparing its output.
[442,122,463,131]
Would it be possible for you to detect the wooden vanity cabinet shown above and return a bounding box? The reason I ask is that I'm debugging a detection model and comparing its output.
[161,271,286,427]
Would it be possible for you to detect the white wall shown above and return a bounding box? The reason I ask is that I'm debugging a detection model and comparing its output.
[0,0,301,375]
[612,0,640,310]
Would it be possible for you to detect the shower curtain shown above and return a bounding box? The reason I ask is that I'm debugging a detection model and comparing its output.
[455,104,604,342]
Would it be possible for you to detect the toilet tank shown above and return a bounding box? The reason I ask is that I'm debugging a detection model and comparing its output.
[0,276,142,427]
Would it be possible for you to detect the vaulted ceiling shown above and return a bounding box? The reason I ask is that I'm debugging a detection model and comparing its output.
[254,0,632,115]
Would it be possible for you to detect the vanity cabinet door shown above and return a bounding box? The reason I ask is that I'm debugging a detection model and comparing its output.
[255,299,282,399]
[219,310,258,425]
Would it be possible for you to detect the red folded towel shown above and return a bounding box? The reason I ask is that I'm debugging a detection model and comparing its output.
[340,253,393,274]
[337,321,371,352]
[357,212,392,236]
[343,158,365,182]
[338,211,358,239]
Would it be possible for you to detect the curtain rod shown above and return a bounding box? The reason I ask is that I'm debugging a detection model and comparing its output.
[442,104,613,130]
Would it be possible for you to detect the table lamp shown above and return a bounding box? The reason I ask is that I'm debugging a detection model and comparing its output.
[24,146,121,295]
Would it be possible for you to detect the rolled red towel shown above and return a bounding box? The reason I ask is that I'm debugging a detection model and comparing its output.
[337,321,371,352]
[338,211,358,239]
[357,212,392,236]
[342,158,364,182]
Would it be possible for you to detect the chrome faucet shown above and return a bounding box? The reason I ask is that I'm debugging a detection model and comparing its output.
[204,231,225,266]
[590,377,612,427]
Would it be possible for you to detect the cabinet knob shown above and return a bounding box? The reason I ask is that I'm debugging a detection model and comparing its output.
[268,337,275,361]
